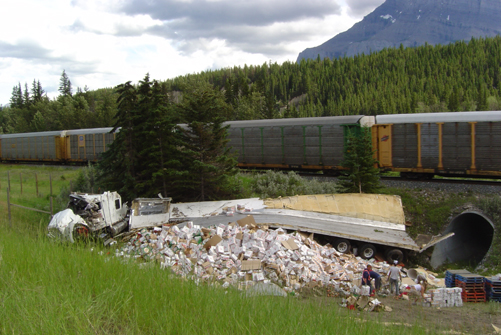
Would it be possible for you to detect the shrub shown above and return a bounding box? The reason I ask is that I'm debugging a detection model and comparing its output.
[246,170,337,198]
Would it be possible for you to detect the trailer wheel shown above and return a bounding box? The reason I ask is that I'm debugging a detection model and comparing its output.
[359,244,376,259]
[385,249,404,264]
[333,238,351,254]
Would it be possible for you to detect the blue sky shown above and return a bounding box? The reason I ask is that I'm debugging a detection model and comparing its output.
[0,0,384,105]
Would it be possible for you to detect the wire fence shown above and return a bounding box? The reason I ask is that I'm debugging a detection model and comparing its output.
[4,171,54,227]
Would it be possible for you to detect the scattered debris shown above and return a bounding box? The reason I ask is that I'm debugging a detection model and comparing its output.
[341,295,390,312]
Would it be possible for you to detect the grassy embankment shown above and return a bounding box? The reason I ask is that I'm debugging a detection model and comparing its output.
[0,164,432,334]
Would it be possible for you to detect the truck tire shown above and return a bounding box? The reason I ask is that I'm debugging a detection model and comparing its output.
[385,249,404,264]
[333,238,351,254]
[359,244,376,260]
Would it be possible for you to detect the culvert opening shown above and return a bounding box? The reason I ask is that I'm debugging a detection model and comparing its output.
[431,212,494,269]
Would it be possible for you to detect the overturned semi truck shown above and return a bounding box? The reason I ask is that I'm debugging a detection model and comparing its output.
[47,192,172,243]
[48,192,454,264]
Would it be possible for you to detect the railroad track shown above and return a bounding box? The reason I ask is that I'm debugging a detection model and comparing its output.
[381,176,501,187]
[295,172,501,187]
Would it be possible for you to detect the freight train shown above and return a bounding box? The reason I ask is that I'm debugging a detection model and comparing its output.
[1,111,501,179]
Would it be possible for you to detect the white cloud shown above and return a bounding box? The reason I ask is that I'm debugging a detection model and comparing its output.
[0,0,383,105]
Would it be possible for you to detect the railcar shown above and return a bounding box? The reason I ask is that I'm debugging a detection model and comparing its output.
[0,128,117,163]
[0,130,66,163]
[225,115,374,173]
[64,128,116,163]
[372,111,501,179]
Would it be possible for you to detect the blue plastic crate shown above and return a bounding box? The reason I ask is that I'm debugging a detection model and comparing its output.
[456,274,485,283]
[485,277,501,286]
[445,270,473,288]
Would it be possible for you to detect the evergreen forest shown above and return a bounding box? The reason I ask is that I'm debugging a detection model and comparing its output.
[2,36,501,134]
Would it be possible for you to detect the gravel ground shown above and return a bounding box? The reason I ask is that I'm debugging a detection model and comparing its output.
[381,178,501,195]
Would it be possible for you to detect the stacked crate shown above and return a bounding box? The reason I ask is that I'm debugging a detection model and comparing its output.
[485,277,501,302]
[456,273,486,303]
[445,269,471,288]
[430,288,463,307]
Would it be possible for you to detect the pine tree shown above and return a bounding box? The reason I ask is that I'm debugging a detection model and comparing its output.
[98,75,183,201]
[98,81,140,201]
[337,127,382,194]
[134,74,181,198]
[10,83,23,108]
[59,70,72,97]
[139,80,182,198]
[23,83,31,106]
[31,79,45,102]
[175,81,238,202]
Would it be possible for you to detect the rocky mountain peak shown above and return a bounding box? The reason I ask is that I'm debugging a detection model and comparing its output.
[297,0,501,62]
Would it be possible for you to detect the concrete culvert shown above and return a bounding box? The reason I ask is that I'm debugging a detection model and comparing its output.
[431,211,494,269]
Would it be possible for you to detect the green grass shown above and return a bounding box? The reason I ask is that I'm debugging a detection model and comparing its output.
[0,164,81,233]
[0,226,432,335]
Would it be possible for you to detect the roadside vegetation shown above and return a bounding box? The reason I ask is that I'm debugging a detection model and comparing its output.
[239,170,337,198]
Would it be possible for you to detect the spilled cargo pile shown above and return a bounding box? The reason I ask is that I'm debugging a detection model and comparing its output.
[115,215,390,296]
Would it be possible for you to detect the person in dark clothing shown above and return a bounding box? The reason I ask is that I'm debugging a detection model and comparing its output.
[361,265,375,294]
[369,269,381,293]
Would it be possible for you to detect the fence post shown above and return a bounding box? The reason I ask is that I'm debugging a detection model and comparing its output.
[50,174,53,196]
[50,196,53,216]
[36,173,39,197]
[7,187,12,227]
[8,171,11,192]
[20,173,23,195]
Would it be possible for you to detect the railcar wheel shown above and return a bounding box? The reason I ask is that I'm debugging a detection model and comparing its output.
[359,244,377,260]
[334,238,351,254]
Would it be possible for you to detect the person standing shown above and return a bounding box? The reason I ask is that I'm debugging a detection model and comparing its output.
[368,268,382,293]
[387,260,402,296]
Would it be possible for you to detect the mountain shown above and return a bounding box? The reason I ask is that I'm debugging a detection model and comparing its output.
[297,0,501,62]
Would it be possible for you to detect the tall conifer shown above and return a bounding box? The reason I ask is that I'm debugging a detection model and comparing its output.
[337,127,382,194]
[175,82,238,202]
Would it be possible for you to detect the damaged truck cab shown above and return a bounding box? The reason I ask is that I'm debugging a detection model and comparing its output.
[48,192,173,243]
[48,192,129,242]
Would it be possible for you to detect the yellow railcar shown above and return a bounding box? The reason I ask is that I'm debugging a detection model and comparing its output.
[373,111,501,178]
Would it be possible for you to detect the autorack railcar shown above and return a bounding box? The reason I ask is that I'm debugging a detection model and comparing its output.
[0,130,66,163]
[64,128,116,162]
[373,111,501,179]
[0,127,117,163]
[225,115,374,173]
